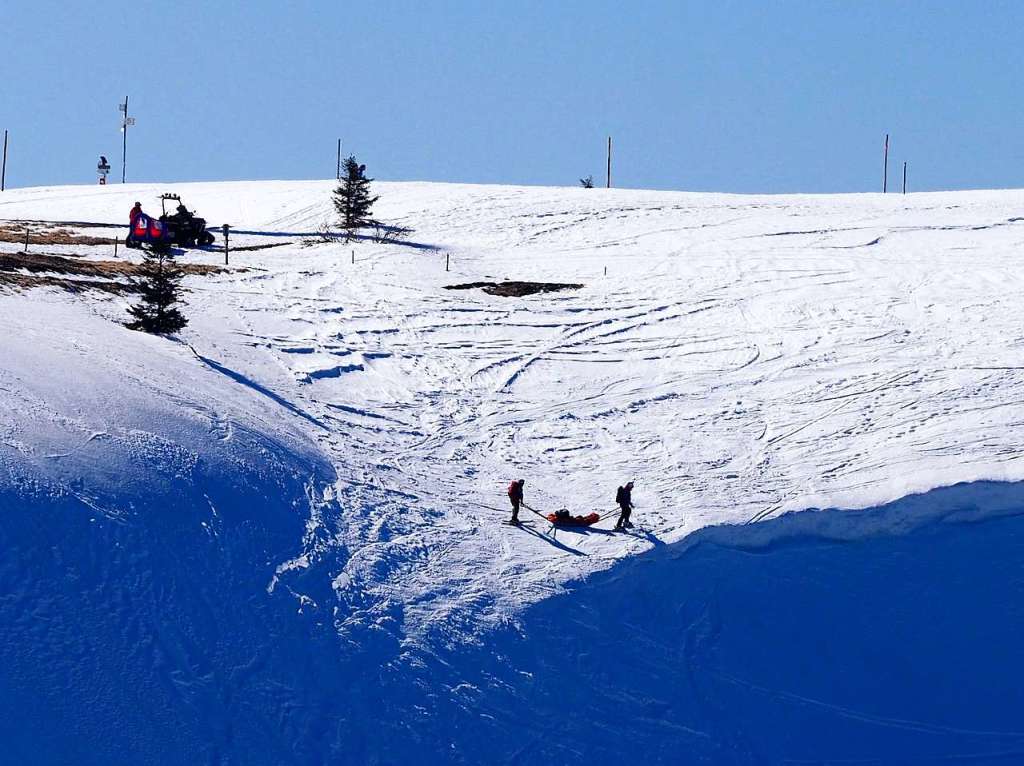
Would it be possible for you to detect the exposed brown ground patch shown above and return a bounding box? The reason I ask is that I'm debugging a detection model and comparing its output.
[444,280,583,297]
[0,223,117,247]
[0,252,226,295]
[0,252,222,278]
[0,273,136,294]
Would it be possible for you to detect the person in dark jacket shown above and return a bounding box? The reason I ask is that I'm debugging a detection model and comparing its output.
[129,201,143,225]
[614,481,634,530]
[169,203,192,225]
[507,479,525,523]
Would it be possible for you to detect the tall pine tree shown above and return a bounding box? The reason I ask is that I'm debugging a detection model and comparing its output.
[333,155,379,241]
[126,251,188,334]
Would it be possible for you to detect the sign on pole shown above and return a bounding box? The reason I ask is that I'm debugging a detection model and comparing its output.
[97,155,111,185]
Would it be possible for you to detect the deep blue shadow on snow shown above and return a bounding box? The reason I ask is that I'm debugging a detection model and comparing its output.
[2,479,1024,765]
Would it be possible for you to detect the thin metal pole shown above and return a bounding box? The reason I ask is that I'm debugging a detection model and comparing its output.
[1,129,7,192]
[446,253,450,271]
[337,139,341,180]
[902,161,907,194]
[122,96,129,184]
[606,136,612,188]
[882,133,888,193]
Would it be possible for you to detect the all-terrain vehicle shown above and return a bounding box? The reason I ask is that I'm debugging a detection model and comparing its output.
[125,193,215,250]
[157,193,215,247]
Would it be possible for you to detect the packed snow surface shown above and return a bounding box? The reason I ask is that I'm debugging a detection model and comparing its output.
[4,180,1024,637]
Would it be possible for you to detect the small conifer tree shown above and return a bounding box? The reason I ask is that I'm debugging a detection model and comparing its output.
[580,175,594,188]
[333,155,380,241]
[126,251,188,334]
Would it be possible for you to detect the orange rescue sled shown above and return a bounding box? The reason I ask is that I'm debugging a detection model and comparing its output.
[547,511,601,527]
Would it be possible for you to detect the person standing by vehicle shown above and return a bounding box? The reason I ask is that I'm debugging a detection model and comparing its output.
[507,479,525,524]
[129,201,143,226]
[614,481,634,531]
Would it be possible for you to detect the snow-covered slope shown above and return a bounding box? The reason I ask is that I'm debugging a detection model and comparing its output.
[3,181,1024,762]
[7,180,1024,633]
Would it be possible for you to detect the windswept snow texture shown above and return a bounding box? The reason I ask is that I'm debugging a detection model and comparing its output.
[3,181,1024,762]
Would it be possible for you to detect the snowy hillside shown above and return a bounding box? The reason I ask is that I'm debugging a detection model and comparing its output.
[3,180,1024,763]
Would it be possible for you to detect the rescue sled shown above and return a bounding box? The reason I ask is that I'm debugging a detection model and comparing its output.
[546,511,601,527]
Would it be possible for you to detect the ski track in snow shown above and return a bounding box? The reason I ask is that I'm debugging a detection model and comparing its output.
[4,180,1024,643]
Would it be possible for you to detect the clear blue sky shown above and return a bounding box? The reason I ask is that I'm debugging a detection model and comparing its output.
[2,0,1022,193]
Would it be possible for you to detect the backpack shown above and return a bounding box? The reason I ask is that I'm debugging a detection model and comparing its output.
[615,486,624,504]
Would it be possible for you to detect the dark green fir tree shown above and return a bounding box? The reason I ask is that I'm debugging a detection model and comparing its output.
[333,155,380,241]
[126,251,188,334]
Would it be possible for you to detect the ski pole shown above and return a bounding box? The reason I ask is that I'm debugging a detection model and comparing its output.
[476,502,515,515]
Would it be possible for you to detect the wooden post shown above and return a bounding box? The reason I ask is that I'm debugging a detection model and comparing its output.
[351,249,354,265]
[121,96,129,184]
[604,266,607,276]
[882,133,889,193]
[24,226,29,252]
[222,224,231,266]
[114,236,118,258]
[902,161,907,194]
[446,253,450,272]
[1,129,7,192]
[606,136,612,188]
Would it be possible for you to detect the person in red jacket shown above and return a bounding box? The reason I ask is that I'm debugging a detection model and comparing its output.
[507,479,525,524]
[129,201,143,226]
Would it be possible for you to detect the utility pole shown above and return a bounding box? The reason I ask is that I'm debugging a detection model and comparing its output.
[336,139,342,180]
[882,133,889,193]
[902,161,907,194]
[1,129,7,192]
[606,136,612,188]
[119,97,135,183]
